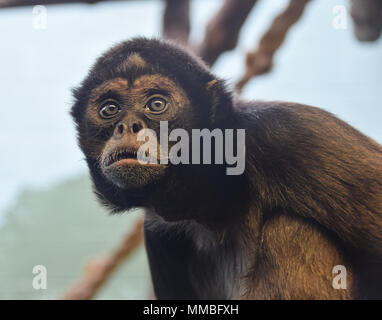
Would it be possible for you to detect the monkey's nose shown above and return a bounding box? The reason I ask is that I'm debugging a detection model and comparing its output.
[113,119,146,139]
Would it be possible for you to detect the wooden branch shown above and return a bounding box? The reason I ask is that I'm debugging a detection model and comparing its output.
[236,0,311,92]
[0,0,137,9]
[350,0,382,42]
[60,218,144,300]
[197,0,259,66]
[163,0,190,46]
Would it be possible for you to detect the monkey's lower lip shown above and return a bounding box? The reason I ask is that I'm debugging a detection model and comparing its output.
[112,158,139,165]
[109,158,161,166]
[106,157,163,168]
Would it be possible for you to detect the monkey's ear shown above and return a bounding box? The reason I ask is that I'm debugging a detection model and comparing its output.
[206,79,233,126]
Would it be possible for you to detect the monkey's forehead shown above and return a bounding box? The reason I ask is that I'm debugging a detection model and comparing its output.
[115,53,148,74]
[91,38,214,88]
[88,74,185,102]
[100,37,210,73]
[72,38,216,122]
[88,52,181,92]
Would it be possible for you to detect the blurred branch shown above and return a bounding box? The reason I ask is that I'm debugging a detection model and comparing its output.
[163,0,190,46]
[236,0,311,92]
[60,218,144,300]
[350,0,382,42]
[0,0,135,9]
[197,0,259,66]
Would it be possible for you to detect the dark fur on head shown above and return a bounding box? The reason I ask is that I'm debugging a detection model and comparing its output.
[71,38,246,226]
[71,38,232,128]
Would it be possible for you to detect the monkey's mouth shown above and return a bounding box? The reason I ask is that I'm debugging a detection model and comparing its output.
[104,149,138,167]
[103,148,161,167]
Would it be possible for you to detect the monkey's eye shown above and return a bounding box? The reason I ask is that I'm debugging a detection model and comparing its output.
[146,97,168,114]
[99,102,121,119]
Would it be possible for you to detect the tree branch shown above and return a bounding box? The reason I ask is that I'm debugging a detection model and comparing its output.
[197,0,259,66]
[350,0,382,42]
[162,0,190,46]
[60,218,144,300]
[236,0,311,92]
[0,0,136,9]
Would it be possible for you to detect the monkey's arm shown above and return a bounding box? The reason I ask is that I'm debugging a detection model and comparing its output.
[248,213,354,299]
[144,218,198,300]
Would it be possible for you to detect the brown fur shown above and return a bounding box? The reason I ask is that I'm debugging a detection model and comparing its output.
[71,38,382,300]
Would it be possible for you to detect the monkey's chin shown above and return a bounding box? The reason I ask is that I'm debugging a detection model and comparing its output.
[101,159,167,190]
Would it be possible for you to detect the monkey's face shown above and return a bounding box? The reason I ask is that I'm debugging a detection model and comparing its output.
[79,72,193,191]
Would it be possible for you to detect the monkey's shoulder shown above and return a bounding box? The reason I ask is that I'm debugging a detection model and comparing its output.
[235,100,341,123]
[235,100,382,153]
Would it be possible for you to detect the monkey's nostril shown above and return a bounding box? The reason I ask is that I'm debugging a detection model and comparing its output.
[117,123,124,134]
[113,122,126,139]
[132,122,142,133]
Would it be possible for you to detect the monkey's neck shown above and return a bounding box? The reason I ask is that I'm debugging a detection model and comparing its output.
[148,164,251,230]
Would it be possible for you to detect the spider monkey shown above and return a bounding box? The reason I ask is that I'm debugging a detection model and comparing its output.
[71,38,382,300]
